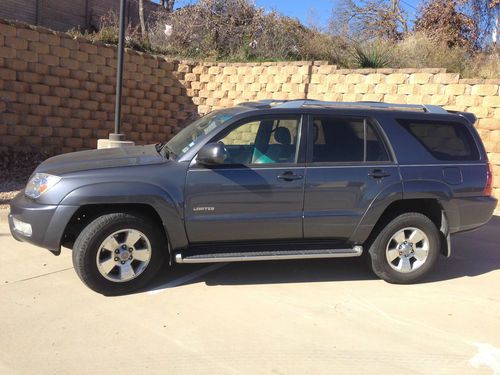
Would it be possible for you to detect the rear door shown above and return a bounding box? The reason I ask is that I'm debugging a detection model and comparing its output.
[185,114,306,243]
[303,114,400,241]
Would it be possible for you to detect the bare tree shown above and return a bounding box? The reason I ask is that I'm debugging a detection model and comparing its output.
[391,0,408,34]
[415,0,478,49]
[465,0,499,44]
[138,0,147,40]
[494,3,499,45]
[160,0,175,13]
[333,0,409,40]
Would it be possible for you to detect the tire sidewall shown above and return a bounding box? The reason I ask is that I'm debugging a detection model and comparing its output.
[369,213,440,283]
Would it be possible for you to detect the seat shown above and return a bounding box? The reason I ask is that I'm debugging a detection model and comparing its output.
[253,127,295,163]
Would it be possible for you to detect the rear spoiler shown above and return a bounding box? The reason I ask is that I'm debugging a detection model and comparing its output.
[449,111,477,125]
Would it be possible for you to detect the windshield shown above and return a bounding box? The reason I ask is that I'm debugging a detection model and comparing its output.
[166,108,244,159]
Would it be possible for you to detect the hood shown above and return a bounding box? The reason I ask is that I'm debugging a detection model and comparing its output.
[36,144,166,176]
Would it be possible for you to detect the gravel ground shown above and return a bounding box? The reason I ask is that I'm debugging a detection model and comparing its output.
[0,180,24,209]
[0,189,22,209]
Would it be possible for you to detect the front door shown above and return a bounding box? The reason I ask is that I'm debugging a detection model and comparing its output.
[185,115,306,243]
[303,115,400,241]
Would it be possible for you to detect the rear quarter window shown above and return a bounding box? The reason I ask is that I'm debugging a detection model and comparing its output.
[398,119,479,161]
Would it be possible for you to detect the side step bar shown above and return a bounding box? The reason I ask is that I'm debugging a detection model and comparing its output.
[175,246,363,264]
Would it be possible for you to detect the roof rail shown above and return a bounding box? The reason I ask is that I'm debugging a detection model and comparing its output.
[297,100,449,114]
[239,99,449,114]
[238,99,289,108]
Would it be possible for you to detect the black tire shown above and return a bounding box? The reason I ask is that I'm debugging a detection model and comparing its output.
[72,212,166,295]
[368,212,440,284]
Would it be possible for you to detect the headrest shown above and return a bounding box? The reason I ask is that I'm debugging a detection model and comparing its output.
[274,127,291,145]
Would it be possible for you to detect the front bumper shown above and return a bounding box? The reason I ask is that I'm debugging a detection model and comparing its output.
[9,193,79,255]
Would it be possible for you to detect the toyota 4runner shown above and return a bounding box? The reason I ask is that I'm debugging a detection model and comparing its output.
[9,100,497,295]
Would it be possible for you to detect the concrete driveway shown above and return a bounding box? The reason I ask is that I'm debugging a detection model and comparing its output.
[1,216,499,374]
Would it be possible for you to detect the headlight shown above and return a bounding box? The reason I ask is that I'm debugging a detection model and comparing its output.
[25,173,61,199]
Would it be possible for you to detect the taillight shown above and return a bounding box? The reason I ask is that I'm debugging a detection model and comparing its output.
[484,161,493,196]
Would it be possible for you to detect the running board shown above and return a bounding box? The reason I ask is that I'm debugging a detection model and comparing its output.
[175,246,363,264]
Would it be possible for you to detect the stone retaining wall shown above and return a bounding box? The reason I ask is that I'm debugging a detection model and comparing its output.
[1,19,499,201]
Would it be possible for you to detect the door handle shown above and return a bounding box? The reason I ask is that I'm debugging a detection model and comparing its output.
[277,171,303,181]
[368,169,390,179]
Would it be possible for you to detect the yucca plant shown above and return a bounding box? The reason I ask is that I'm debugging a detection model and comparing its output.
[352,42,393,68]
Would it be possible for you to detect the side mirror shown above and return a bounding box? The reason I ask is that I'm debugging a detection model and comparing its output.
[197,142,227,166]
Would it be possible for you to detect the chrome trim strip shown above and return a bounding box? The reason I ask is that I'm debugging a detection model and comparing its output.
[190,163,483,171]
[401,163,484,167]
[191,165,398,171]
[175,246,363,264]
[305,164,398,169]
[190,163,484,172]
[189,166,305,171]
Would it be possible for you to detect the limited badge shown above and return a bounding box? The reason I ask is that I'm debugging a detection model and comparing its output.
[193,206,215,212]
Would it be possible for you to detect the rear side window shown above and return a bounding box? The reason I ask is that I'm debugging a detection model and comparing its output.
[398,119,479,161]
[312,117,390,163]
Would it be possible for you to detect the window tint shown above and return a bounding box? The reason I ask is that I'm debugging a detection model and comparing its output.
[217,117,300,165]
[312,117,389,163]
[398,119,479,161]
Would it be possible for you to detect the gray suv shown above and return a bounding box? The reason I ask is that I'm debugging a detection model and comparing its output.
[9,100,497,295]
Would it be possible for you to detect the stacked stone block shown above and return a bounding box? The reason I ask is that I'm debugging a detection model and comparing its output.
[178,61,314,115]
[0,19,194,154]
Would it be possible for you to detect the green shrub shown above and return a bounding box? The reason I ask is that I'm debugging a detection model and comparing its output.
[351,42,392,68]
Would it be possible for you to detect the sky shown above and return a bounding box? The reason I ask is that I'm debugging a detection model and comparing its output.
[172,0,421,29]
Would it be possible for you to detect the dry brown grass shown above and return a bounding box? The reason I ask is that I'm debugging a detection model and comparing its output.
[66,2,499,77]
[392,32,470,72]
[462,50,500,78]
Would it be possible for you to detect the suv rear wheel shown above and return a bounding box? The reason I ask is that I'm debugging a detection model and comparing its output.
[368,212,440,284]
[72,212,166,295]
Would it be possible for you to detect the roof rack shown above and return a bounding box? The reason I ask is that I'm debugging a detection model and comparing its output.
[237,99,290,108]
[238,99,449,114]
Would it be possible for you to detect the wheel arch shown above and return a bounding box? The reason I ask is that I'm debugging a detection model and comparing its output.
[62,203,160,246]
[361,198,450,257]
[58,182,188,253]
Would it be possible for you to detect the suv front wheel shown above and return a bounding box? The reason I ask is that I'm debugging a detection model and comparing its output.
[72,212,166,295]
[368,212,440,284]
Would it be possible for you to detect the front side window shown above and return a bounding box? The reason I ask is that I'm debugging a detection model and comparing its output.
[312,117,390,163]
[215,117,301,165]
[166,108,244,159]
